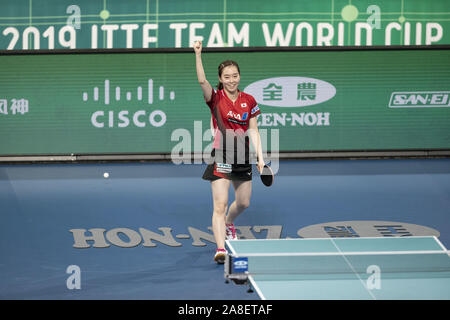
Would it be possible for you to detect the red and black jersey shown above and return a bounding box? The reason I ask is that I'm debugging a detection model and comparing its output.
[206,88,261,162]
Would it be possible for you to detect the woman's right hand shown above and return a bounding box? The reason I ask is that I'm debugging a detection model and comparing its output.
[194,41,202,55]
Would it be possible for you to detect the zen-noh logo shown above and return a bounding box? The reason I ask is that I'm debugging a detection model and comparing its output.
[244,77,336,107]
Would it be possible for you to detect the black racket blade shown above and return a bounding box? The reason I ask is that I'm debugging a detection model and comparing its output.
[260,164,274,187]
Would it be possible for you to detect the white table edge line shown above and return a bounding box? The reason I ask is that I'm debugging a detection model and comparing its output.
[231,250,449,257]
[227,236,438,242]
[248,275,266,300]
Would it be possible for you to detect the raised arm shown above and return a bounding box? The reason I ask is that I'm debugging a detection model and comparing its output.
[194,41,213,103]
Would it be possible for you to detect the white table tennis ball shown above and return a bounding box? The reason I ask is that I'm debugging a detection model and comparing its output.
[103,172,109,178]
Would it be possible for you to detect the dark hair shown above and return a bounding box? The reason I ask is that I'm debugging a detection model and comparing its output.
[217,60,240,90]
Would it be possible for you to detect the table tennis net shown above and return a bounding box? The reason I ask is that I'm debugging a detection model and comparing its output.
[233,251,450,281]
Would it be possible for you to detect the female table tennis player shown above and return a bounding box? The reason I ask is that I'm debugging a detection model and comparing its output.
[194,40,265,264]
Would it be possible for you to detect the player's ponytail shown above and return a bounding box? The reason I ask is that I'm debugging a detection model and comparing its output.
[217,60,240,90]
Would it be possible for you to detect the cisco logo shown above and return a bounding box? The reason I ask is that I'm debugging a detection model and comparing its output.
[244,77,336,108]
[84,78,172,128]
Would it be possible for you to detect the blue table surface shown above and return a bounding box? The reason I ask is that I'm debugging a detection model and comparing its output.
[226,237,450,300]
[227,236,447,254]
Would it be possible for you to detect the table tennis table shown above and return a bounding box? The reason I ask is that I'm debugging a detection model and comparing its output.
[224,236,450,300]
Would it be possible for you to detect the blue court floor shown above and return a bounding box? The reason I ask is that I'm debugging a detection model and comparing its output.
[0,158,449,299]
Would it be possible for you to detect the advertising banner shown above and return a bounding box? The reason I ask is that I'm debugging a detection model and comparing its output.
[0,0,449,50]
[1,48,449,156]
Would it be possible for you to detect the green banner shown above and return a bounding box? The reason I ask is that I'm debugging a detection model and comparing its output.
[0,48,449,156]
[1,0,450,50]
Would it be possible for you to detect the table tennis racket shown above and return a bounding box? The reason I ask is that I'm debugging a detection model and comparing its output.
[260,164,274,187]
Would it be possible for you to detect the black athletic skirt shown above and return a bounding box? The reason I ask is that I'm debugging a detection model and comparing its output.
[202,163,252,181]
[202,149,252,181]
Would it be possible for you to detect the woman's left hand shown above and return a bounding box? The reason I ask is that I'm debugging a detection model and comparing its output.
[257,159,265,174]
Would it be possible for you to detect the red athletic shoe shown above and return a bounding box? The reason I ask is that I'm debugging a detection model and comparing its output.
[214,248,227,264]
[226,223,238,240]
